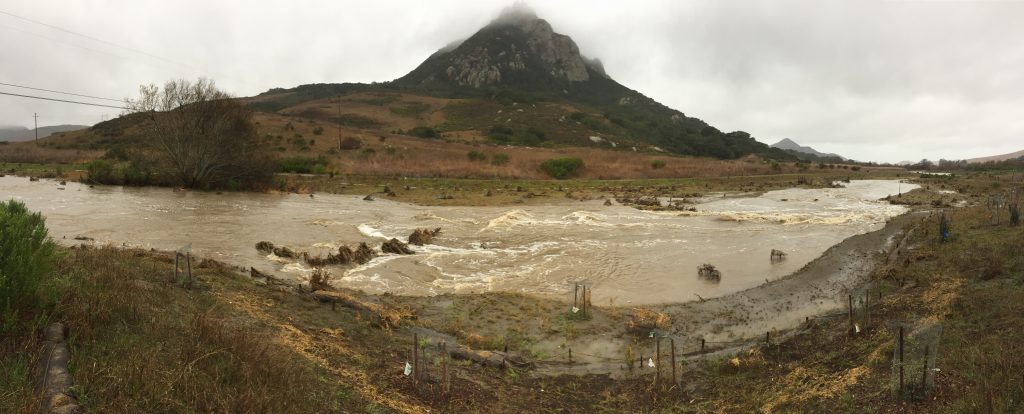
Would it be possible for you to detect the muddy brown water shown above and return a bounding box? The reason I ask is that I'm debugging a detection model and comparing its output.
[1,177,914,306]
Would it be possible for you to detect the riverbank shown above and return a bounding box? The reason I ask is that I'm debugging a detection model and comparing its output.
[3,172,1020,412]
[1,160,902,207]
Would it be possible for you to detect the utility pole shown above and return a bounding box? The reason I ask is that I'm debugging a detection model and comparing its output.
[34,112,38,144]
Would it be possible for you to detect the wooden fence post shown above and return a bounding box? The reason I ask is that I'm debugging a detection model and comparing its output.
[413,333,419,385]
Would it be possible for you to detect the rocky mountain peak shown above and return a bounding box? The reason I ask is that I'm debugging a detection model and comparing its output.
[398,2,597,88]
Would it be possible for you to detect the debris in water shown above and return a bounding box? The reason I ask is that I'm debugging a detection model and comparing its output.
[408,228,441,246]
[698,263,722,281]
[770,249,787,262]
[381,238,414,255]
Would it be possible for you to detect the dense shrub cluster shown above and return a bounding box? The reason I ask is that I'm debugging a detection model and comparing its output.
[539,157,584,179]
[407,126,439,139]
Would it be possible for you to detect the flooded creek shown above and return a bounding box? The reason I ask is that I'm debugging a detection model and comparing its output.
[1,177,915,305]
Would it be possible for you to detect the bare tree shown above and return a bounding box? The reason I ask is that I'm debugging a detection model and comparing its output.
[125,78,271,188]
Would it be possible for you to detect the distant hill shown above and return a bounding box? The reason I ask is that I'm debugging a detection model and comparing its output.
[0,124,90,142]
[967,149,1024,164]
[770,137,843,159]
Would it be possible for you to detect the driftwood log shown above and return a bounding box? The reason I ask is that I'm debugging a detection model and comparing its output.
[449,346,528,368]
[37,323,82,414]
[312,290,412,328]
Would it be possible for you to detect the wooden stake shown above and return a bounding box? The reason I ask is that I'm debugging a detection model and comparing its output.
[898,326,905,395]
[922,345,930,391]
[573,283,579,313]
[174,254,179,281]
[568,348,573,364]
[848,294,854,332]
[765,331,770,346]
[670,338,677,386]
[700,338,705,353]
[413,333,419,384]
[442,341,449,393]
[655,337,661,387]
[186,253,192,287]
[865,290,871,327]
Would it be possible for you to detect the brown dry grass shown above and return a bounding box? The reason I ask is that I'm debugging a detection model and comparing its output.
[39,246,374,413]
[626,307,672,333]
[0,143,101,164]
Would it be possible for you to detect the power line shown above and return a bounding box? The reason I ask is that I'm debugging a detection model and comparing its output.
[0,82,123,102]
[0,9,197,71]
[0,91,126,109]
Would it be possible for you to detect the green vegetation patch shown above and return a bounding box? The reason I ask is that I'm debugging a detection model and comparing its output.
[389,102,431,117]
[279,156,329,174]
[335,113,383,129]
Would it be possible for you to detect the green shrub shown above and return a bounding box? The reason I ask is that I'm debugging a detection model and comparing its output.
[491,153,510,166]
[86,160,116,184]
[407,126,438,139]
[121,162,153,186]
[467,151,487,162]
[488,125,514,142]
[312,126,324,135]
[389,102,430,117]
[0,200,57,331]
[539,157,584,179]
[340,137,362,150]
[279,156,327,174]
[650,159,666,169]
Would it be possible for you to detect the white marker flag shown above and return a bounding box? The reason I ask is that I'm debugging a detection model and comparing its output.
[404,362,412,376]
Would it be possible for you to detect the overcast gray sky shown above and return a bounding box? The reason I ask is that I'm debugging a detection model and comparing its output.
[2,0,1022,163]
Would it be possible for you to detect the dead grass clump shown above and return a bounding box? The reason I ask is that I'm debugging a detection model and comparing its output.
[309,266,332,291]
[408,228,442,245]
[626,307,671,333]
